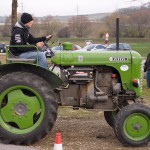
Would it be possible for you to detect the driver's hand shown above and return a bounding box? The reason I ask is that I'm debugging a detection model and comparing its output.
[46,35,54,40]
[36,42,44,48]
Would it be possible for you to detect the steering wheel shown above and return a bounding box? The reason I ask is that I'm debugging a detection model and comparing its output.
[44,35,54,45]
[42,35,55,57]
[42,35,54,50]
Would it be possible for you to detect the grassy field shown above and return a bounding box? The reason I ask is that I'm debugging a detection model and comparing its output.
[131,42,150,57]
[141,78,150,106]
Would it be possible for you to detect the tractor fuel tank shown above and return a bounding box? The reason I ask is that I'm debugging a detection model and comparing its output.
[51,50,140,66]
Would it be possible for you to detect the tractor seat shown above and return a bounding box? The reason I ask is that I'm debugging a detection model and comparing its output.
[6,49,35,63]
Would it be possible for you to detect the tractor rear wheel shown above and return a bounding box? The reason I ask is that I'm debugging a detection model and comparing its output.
[0,72,57,145]
[114,103,150,146]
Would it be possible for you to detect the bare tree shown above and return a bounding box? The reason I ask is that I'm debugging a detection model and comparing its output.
[69,15,91,38]
[57,26,70,38]
[11,0,18,28]
[103,13,118,37]
[130,9,150,37]
[30,17,43,36]
[118,14,130,37]
[103,5,150,38]
[42,16,62,35]
[2,16,11,37]
[91,21,108,38]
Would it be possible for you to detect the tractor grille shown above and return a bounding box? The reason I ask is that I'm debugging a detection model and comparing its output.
[68,67,93,81]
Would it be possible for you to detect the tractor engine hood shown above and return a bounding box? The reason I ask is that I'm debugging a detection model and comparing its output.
[51,50,141,66]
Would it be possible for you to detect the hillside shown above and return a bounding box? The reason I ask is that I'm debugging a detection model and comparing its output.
[53,13,111,22]
[0,12,111,23]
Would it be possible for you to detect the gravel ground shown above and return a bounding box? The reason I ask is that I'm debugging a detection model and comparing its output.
[32,106,150,150]
[0,144,35,150]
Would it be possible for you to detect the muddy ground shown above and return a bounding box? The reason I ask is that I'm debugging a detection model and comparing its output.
[32,104,150,150]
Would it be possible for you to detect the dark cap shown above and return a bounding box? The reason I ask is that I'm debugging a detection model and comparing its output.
[21,13,33,24]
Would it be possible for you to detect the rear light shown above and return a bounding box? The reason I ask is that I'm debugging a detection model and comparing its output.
[112,74,117,78]
[132,79,140,87]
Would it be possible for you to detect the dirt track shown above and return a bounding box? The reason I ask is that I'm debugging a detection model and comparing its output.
[32,106,150,150]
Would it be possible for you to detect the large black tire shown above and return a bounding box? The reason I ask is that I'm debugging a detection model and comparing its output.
[114,103,150,146]
[0,72,57,145]
[104,111,117,128]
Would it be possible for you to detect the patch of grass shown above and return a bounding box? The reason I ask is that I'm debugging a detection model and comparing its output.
[141,79,150,106]
[58,106,103,119]
[131,42,150,57]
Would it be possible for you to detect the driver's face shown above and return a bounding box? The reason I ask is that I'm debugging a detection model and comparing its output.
[25,20,33,28]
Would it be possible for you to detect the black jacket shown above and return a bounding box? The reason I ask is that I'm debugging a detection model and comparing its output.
[144,53,150,72]
[10,21,46,56]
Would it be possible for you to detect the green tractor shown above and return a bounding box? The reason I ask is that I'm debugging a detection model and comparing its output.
[0,41,149,147]
[0,20,149,147]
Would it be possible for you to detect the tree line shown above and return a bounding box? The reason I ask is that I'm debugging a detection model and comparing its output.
[0,4,150,39]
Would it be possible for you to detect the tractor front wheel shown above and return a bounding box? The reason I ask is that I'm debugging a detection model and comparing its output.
[114,103,150,146]
[0,72,57,145]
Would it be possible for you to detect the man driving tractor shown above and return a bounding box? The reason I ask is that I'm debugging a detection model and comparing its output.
[10,12,53,69]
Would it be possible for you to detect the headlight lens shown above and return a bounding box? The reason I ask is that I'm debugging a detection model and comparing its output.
[132,79,140,87]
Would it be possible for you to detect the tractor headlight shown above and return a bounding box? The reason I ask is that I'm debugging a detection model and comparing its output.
[132,79,140,88]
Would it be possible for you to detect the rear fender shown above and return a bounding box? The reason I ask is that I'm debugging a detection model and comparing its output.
[0,63,63,90]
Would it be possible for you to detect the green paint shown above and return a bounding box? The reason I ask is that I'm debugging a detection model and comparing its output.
[0,85,44,134]
[52,50,142,96]
[124,113,150,141]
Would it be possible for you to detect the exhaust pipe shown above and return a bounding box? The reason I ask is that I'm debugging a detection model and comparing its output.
[116,18,119,50]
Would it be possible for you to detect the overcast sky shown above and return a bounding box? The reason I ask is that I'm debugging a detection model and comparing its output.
[0,0,149,17]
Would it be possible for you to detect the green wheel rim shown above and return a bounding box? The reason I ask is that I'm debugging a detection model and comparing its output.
[0,85,45,134]
[124,113,150,141]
